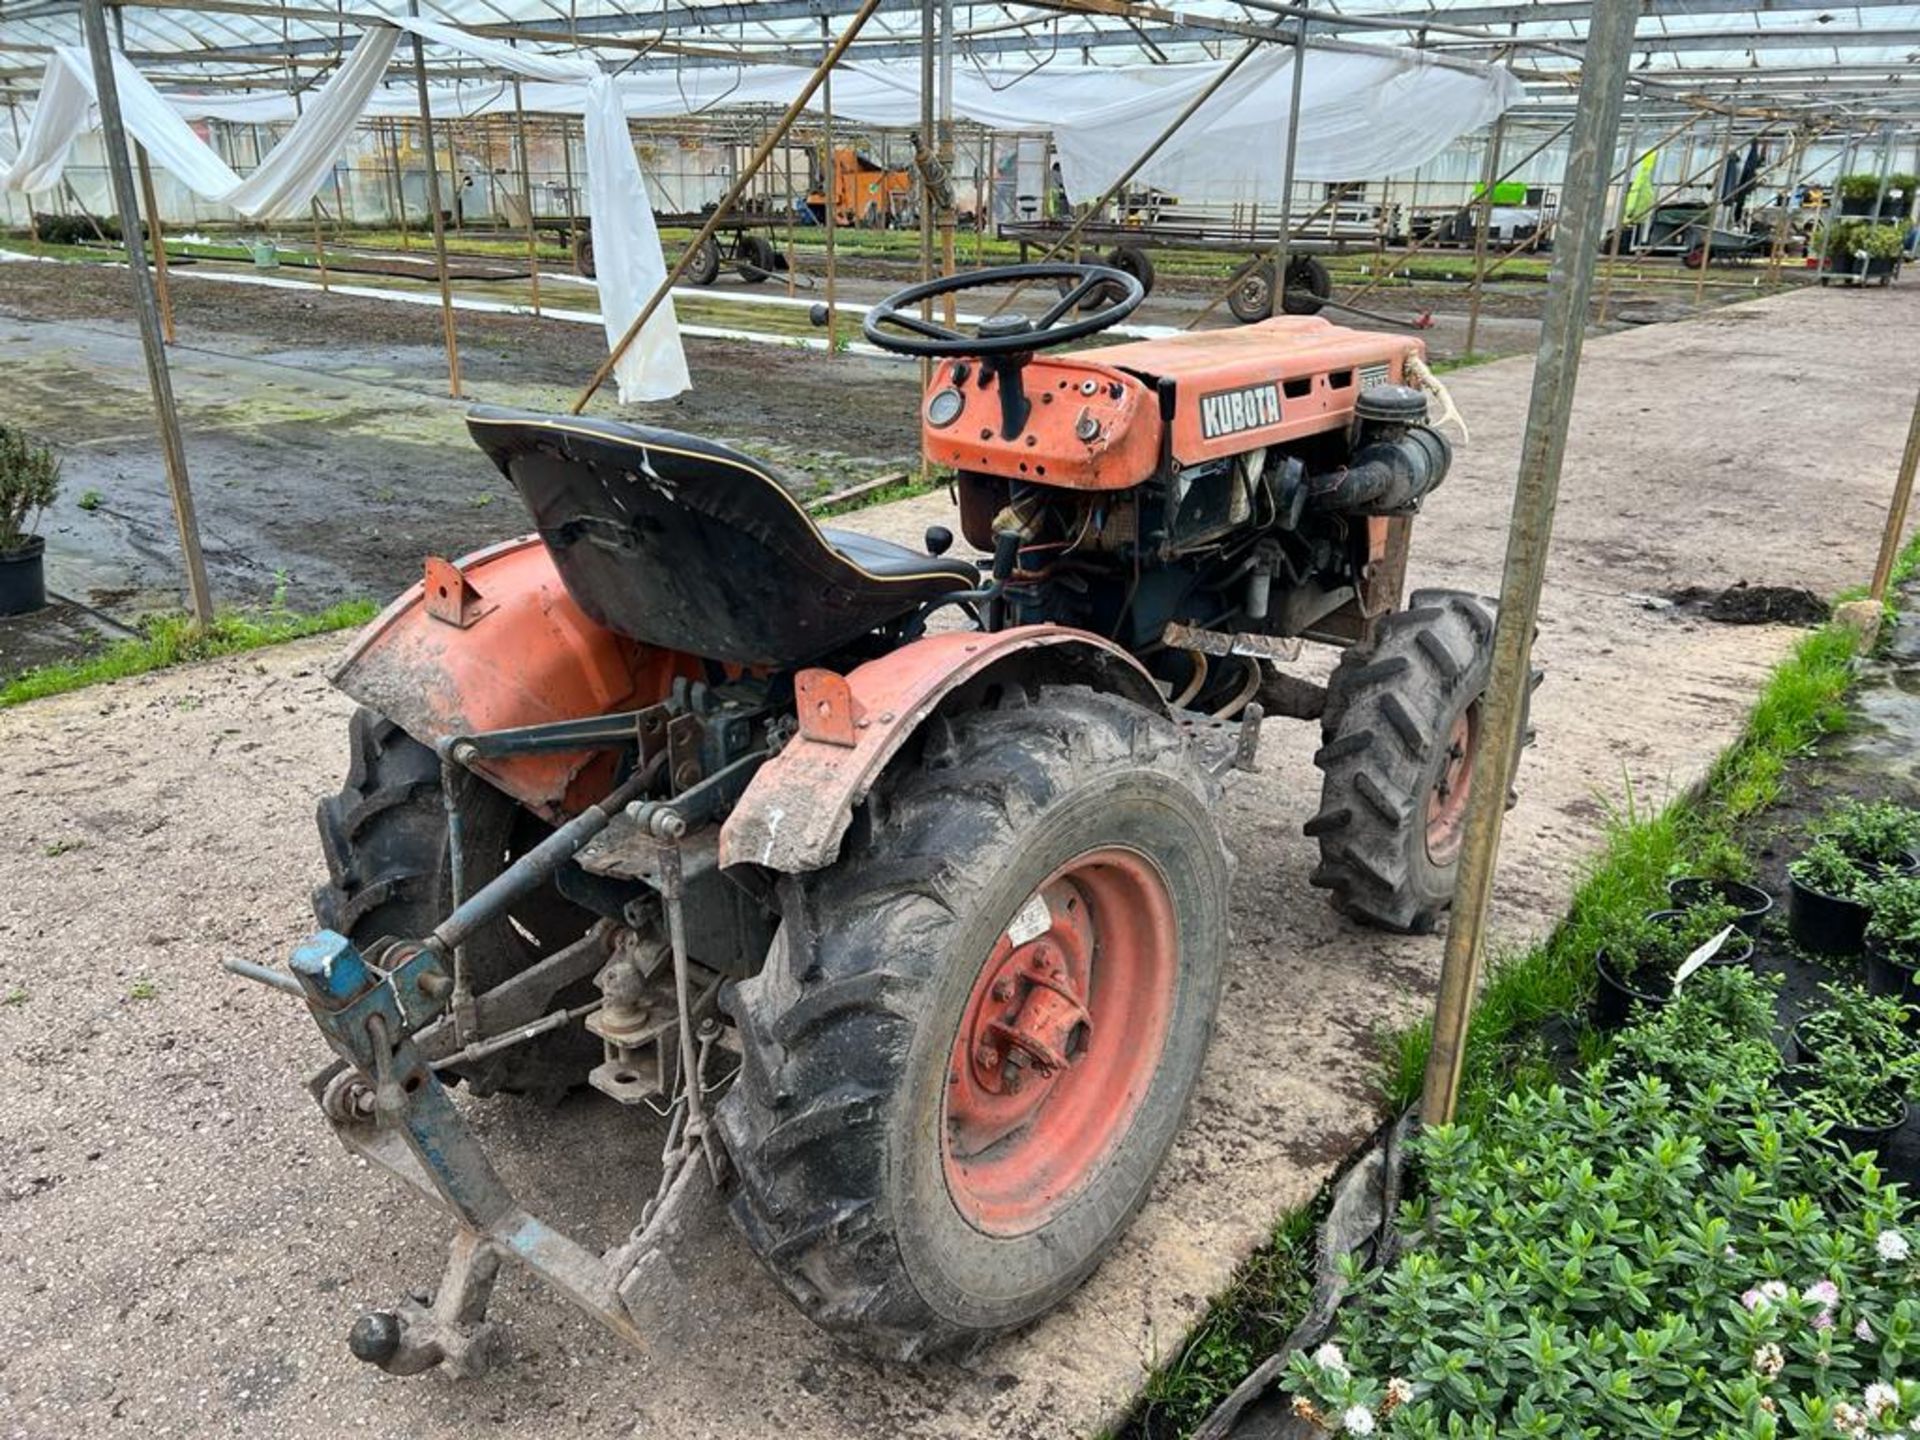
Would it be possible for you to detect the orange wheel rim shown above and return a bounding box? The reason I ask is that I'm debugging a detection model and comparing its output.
[941,848,1177,1237]
[1425,701,1480,867]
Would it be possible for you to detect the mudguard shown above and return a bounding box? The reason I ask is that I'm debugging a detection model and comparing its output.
[718,626,1167,876]
[332,537,700,824]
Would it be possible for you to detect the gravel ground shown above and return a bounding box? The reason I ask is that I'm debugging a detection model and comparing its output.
[1,282,1917,1439]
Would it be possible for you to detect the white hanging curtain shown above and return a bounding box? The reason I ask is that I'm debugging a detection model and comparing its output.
[0,23,688,404]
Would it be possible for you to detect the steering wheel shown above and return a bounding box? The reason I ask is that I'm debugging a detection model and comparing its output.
[862,263,1145,359]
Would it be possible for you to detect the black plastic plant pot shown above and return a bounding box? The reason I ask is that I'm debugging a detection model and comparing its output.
[1594,948,1659,1030]
[1666,877,1773,935]
[1593,913,1753,1030]
[1781,1067,1912,1153]
[1866,942,1920,1007]
[0,536,46,616]
[1788,876,1871,956]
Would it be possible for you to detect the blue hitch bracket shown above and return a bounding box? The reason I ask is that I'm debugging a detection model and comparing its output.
[285,929,648,1369]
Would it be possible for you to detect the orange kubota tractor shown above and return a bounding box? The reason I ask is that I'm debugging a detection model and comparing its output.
[247,262,1523,1375]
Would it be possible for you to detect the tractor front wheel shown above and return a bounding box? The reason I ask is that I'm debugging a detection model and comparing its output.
[715,685,1230,1358]
[1306,591,1535,933]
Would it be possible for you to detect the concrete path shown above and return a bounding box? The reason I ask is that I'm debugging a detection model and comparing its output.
[1,284,1916,1439]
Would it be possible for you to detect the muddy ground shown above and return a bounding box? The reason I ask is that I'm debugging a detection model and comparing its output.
[0,280,1916,1440]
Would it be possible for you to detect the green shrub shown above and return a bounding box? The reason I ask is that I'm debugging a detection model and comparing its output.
[1284,1065,1920,1436]
[1819,219,1906,262]
[1837,172,1888,202]
[1603,898,1745,986]
[1613,966,1782,1098]
[1864,875,1920,961]
[1817,801,1920,869]
[1791,837,1872,902]
[0,425,60,554]
[1795,983,1920,1130]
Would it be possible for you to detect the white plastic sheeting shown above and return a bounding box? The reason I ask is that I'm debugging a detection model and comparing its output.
[155,46,1521,201]
[1,30,1518,401]
[0,22,686,402]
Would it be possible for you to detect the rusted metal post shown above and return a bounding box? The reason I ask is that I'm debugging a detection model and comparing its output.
[512,76,541,316]
[1419,0,1637,1129]
[80,0,213,631]
[1870,387,1920,604]
[1692,110,1735,305]
[1594,112,1640,325]
[1814,131,1857,288]
[822,16,840,355]
[407,3,463,399]
[918,0,937,422]
[1270,26,1306,315]
[571,0,886,414]
[387,120,412,248]
[112,7,175,342]
[937,0,957,327]
[1464,113,1506,358]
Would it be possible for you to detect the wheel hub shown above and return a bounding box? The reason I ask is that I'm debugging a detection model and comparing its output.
[942,849,1177,1237]
[1425,702,1481,866]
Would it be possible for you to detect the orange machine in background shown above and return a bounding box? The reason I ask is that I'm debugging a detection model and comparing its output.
[807,146,916,227]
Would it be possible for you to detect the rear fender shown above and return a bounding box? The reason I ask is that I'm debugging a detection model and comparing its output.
[718,626,1165,876]
[333,537,700,824]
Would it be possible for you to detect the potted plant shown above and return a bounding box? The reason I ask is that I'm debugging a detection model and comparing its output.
[1595,898,1753,1029]
[0,425,61,616]
[1788,982,1919,1151]
[1818,219,1906,283]
[1887,172,1919,224]
[1788,837,1874,954]
[1666,873,1772,934]
[1820,799,1920,873]
[1612,965,1782,1098]
[1864,873,1920,1004]
[1837,172,1886,216]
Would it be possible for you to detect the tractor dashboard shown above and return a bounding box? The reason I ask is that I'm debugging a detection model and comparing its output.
[921,316,1423,491]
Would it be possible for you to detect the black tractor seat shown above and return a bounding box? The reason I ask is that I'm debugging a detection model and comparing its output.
[467,407,979,669]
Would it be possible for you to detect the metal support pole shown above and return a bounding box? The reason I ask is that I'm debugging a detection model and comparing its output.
[512,76,541,316]
[1464,114,1505,358]
[1418,0,1637,1129]
[386,119,412,248]
[1870,387,1920,604]
[112,7,174,343]
[937,0,956,327]
[571,0,886,414]
[407,5,462,399]
[1594,112,1641,325]
[1692,110,1735,306]
[79,0,214,631]
[1270,26,1307,316]
[822,16,840,354]
[918,0,937,422]
[1814,132,1856,287]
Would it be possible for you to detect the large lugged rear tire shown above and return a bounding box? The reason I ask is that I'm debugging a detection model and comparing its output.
[312,708,600,1095]
[715,685,1231,1359]
[1305,590,1534,933]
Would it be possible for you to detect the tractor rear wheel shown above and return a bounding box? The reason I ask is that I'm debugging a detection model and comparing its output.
[312,708,601,1095]
[715,685,1230,1358]
[1305,591,1534,933]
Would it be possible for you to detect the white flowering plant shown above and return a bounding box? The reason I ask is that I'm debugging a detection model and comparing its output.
[1282,980,1920,1438]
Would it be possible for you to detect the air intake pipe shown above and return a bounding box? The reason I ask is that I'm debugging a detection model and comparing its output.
[1305,383,1452,516]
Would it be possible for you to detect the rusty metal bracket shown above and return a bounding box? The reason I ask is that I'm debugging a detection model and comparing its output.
[423,556,497,629]
[794,667,864,747]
